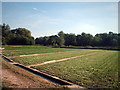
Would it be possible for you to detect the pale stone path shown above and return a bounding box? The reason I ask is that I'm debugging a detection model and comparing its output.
[67,85,88,90]
[8,51,79,58]
[27,52,100,68]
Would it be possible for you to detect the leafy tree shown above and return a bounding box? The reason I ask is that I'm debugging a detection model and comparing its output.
[11,28,31,37]
[48,35,59,47]
[43,36,49,46]
[64,34,70,46]
[58,31,65,47]
[2,23,9,31]
[64,33,76,46]
[2,23,12,45]
[1,24,35,45]
[5,24,10,31]
[92,36,102,46]
[76,35,81,46]
[35,37,44,45]
[112,39,118,46]
[80,32,93,46]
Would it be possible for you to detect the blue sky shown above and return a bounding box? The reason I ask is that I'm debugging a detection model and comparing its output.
[2,2,118,38]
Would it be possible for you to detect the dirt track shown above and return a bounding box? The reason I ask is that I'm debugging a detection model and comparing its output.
[27,52,99,68]
[2,62,59,88]
[2,67,34,88]
[8,51,78,58]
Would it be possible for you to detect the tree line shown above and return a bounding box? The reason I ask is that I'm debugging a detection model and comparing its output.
[36,31,119,47]
[1,23,35,45]
[1,23,120,47]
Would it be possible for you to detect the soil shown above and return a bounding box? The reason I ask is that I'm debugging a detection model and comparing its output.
[2,64,59,88]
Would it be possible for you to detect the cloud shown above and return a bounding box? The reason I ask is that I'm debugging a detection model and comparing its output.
[33,8,47,14]
[33,8,38,11]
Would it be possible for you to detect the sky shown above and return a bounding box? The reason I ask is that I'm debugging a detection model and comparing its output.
[2,2,118,38]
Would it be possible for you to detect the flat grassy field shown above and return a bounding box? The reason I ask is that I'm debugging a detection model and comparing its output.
[11,49,101,66]
[33,51,118,88]
[2,45,119,88]
[2,45,81,56]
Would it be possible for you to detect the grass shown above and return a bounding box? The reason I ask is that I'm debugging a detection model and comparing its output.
[11,49,101,66]
[2,45,119,88]
[2,45,81,56]
[33,51,119,88]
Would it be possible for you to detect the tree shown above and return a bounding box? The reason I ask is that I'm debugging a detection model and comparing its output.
[58,31,65,47]
[42,36,49,46]
[112,39,118,46]
[64,34,70,46]
[6,24,10,31]
[2,23,10,31]
[2,23,12,45]
[35,37,44,45]
[48,35,59,47]
[76,35,81,46]
[92,36,102,46]
[1,24,35,45]
[11,28,31,37]
[64,33,76,46]
[80,32,93,46]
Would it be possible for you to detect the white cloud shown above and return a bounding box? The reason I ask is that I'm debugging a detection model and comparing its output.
[33,8,38,11]
[33,8,47,14]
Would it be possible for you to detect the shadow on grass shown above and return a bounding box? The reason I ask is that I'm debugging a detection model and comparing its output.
[59,46,120,51]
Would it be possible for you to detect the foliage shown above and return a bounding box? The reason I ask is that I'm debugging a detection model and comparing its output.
[58,31,65,47]
[1,23,35,45]
[1,23,119,47]
[77,32,93,46]
[64,33,76,46]
[11,28,31,37]
[36,31,119,47]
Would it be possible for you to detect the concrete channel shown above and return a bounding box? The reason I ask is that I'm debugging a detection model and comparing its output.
[2,55,87,89]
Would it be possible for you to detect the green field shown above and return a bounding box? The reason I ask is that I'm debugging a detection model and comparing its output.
[2,45,119,88]
[33,51,118,88]
[2,45,81,56]
[11,49,100,66]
